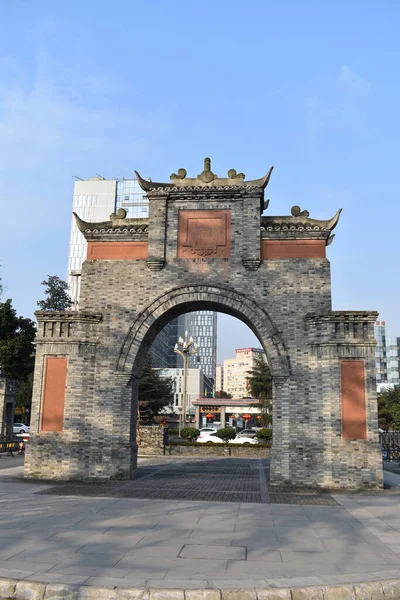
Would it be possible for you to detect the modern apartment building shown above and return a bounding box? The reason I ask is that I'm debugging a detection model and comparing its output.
[374,321,400,392]
[215,364,223,393]
[223,347,265,398]
[68,176,217,373]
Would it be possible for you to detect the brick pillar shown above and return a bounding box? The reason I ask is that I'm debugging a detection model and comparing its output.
[241,191,262,270]
[146,193,168,271]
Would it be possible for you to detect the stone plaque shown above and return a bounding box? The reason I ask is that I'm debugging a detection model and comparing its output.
[177,210,231,258]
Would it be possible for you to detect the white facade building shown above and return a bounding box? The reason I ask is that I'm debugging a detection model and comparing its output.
[68,177,147,307]
[223,347,265,398]
[215,364,223,393]
[155,368,213,414]
[374,321,400,392]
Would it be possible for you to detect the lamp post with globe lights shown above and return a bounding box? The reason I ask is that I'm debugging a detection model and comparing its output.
[174,331,198,430]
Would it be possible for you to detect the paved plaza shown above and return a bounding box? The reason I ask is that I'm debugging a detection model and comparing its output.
[0,456,400,594]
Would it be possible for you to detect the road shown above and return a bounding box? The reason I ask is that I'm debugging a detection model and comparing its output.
[0,455,24,470]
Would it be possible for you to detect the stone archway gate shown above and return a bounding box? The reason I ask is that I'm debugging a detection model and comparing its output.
[25,159,382,489]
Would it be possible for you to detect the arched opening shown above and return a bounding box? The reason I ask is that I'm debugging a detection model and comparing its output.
[118,285,291,380]
[117,285,291,479]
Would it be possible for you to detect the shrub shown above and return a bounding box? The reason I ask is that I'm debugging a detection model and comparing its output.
[180,427,200,442]
[215,428,236,443]
[256,428,272,442]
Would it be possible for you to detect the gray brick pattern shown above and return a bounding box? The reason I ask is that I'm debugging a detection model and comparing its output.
[25,181,382,489]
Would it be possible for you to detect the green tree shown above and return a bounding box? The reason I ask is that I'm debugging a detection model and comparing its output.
[0,300,36,380]
[138,356,174,422]
[378,387,400,430]
[0,299,36,418]
[246,355,273,426]
[215,427,236,443]
[37,275,73,311]
[215,390,232,399]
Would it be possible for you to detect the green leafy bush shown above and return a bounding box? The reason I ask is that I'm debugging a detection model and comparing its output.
[180,427,200,441]
[256,428,272,442]
[215,428,236,443]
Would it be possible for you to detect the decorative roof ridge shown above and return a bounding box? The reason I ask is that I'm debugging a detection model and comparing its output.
[73,211,149,234]
[143,185,268,193]
[261,207,342,232]
[135,158,273,191]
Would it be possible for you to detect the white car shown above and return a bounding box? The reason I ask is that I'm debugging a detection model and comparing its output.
[229,435,259,445]
[198,427,218,434]
[13,423,30,434]
[196,432,224,443]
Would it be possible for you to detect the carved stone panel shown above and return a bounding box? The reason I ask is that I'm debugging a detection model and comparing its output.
[177,210,231,258]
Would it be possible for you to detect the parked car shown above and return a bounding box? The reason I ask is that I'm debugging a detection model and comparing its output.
[197,432,224,444]
[199,427,218,433]
[230,435,259,445]
[13,423,30,434]
[237,428,258,439]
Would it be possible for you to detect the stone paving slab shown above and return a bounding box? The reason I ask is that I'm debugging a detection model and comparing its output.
[0,457,400,597]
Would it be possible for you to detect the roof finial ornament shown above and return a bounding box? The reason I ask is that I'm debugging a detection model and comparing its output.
[198,157,218,183]
[291,205,310,218]
[170,168,187,180]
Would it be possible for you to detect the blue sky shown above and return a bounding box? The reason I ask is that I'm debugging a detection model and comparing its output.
[1,0,399,361]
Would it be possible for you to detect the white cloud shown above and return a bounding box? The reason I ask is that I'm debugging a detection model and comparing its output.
[337,65,370,94]
[0,51,169,172]
[301,65,371,136]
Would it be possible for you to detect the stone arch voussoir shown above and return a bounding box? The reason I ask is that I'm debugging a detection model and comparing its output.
[117,285,291,380]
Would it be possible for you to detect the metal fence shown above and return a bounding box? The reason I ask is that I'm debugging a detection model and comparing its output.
[0,437,25,454]
[380,431,400,462]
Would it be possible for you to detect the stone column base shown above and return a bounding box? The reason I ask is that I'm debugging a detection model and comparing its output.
[25,436,137,481]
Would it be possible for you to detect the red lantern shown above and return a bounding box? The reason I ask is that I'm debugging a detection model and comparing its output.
[161,421,167,427]
[206,413,214,420]
[243,414,251,421]
[256,415,262,420]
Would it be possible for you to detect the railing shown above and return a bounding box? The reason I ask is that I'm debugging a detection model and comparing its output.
[0,440,21,454]
[380,431,400,462]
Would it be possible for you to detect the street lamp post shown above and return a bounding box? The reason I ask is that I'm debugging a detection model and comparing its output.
[174,331,198,430]
[177,406,183,438]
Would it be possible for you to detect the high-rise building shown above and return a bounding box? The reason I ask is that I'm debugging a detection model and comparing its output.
[67,176,217,373]
[223,347,265,398]
[374,321,400,392]
[175,312,217,383]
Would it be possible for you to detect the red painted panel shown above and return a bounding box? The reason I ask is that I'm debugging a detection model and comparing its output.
[261,240,326,259]
[41,357,67,432]
[87,242,148,260]
[177,210,231,258]
[341,360,367,440]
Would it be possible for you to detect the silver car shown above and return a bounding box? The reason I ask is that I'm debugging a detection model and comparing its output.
[13,423,30,434]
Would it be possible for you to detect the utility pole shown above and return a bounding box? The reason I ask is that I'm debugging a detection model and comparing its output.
[174,331,198,429]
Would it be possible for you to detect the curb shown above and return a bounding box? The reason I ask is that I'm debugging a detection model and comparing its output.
[1,577,400,600]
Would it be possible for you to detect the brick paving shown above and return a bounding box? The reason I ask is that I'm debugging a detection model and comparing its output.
[36,457,339,505]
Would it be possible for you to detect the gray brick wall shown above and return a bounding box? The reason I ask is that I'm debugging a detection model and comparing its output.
[25,184,382,489]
